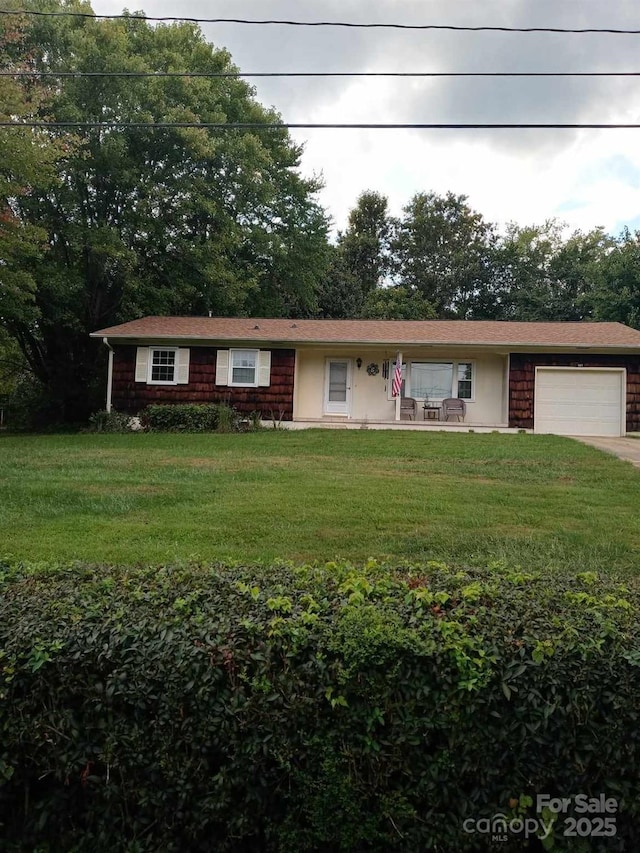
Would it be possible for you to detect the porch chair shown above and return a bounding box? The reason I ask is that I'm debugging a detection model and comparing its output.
[442,397,466,422]
[399,396,418,420]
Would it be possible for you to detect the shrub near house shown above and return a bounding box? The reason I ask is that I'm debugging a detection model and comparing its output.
[1,560,639,851]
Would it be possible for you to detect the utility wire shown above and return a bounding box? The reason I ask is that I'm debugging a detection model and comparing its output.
[3,121,640,129]
[2,10,640,34]
[4,70,640,79]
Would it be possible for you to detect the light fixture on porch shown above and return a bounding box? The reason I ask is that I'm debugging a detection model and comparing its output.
[356,357,363,369]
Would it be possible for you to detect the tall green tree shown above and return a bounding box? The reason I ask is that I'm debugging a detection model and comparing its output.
[0,6,66,380]
[495,221,612,321]
[2,2,330,421]
[393,191,497,319]
[340,190,393,297]
[589,228,640,329]
[316,191,393,318]
[316,245,363,318]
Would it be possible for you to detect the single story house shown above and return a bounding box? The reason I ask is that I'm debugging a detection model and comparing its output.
[91,317,640,437]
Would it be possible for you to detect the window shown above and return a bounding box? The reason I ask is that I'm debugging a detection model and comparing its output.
[392,360,474,401]
[230,349,258,386]
[456,362,473,399]
[411,362,454,400]
[215,349,271,387]
[149,348,177,384]
[135,347,189,385]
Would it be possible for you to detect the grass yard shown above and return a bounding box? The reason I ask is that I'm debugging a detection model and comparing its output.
[1,429,639,572]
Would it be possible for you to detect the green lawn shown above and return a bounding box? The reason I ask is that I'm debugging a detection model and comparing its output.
[1,430,639,572]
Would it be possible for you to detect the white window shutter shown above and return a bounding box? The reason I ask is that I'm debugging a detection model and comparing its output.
[216,350,229,386]
[135,347,149,383]
[176,348,190,384]
[258,350,271,387]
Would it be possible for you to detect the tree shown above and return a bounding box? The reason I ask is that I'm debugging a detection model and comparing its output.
[495,221,612,321]
[0,6,66,373]
[340,190,393,297]
[360,285,435,320]
[0,326,25,398]
[316,191,393,319]
[589,228,640,329]
[316,245,363,318]
[2,2,330,421]
[393,191,497,318]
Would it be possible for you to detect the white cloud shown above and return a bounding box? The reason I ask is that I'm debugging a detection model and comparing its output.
[90,0,640,236]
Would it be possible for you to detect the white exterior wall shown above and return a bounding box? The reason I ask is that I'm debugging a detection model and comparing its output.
[294,347,507,425]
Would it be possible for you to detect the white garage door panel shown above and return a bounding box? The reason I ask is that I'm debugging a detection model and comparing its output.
[534,369,624,437]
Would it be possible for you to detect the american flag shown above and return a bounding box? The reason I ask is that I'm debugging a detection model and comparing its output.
[391,358,403,397]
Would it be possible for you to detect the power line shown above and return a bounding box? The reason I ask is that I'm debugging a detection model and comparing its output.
[4,70,640,79]
[3,121,640,130]
[2,10,640,34]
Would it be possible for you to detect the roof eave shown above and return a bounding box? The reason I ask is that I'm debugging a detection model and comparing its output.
[91,332,640,351]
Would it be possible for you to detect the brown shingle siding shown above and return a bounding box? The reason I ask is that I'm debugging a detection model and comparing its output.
[509,354,640,431]
[111,345,295,420]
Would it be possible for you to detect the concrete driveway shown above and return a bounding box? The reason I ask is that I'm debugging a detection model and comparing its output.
[571,436,640,468]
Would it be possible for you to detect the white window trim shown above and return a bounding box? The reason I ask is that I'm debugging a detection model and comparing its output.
[388,359,476,402]
[147,346,179,385]
[228,348,259,387]
[452,360,475,403]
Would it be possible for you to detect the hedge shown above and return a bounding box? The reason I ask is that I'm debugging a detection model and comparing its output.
[87,410,135,433]
[141,403,242,432]
[1,560,639,851]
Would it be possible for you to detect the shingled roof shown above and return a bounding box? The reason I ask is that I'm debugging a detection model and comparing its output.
[92,316,640,349]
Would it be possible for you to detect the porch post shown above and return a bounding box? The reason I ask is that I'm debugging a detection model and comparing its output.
[395,351,402,421]
[504,354,511,426]
[103,337,114,413]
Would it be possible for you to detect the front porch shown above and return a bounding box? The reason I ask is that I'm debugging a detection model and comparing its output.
[293,347,510,427]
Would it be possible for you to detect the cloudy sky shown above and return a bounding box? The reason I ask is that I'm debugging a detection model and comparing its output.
[92,0,640,237]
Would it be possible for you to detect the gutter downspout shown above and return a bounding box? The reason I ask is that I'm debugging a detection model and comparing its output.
[103,337,114,413]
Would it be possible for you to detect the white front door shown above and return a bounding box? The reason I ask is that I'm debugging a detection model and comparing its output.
[324,359,352,416]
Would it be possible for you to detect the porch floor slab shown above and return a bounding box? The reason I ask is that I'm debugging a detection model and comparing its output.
[280,419,525,434]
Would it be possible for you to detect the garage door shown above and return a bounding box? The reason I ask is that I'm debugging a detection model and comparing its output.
[534,368,625,437]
